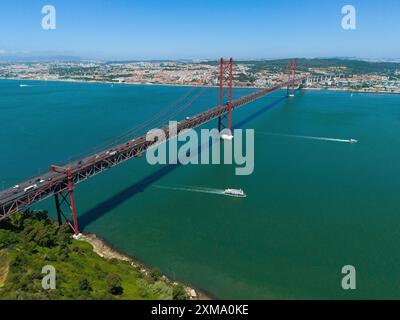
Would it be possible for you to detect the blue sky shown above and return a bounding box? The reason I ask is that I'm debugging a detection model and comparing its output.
[0,0,399,60]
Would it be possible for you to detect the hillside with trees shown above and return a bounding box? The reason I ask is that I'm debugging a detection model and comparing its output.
[0,211,188,300]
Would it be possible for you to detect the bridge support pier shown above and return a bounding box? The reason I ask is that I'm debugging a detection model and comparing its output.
[54,193,63,226]
[51,165,80,236]
[217,57,233,139]
[67,171,79,236]
[53,187,80,236]
[217,116,223,132]
[287,60,297,97]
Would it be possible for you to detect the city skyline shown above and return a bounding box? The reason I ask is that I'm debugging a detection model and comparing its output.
[0,0,399,61]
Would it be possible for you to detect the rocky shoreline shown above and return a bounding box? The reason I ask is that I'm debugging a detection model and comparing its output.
[79,233,211,300]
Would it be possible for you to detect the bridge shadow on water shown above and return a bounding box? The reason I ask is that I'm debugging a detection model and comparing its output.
[79,163,180,229]
[79,94,288,229]
[235,95,287,129]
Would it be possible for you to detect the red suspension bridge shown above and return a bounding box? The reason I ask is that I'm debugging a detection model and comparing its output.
[0,59,306,235]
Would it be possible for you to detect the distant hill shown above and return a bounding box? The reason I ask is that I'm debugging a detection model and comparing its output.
[0,55,82,63]
[202,58,400,75]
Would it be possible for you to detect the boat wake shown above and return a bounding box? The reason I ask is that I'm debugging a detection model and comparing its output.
[258,132,358,144]
[153,184,225,195]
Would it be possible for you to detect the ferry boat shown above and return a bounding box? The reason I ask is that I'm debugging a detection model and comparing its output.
[224,188,246,198]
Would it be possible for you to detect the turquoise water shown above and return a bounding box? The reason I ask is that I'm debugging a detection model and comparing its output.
[1,79,400,299]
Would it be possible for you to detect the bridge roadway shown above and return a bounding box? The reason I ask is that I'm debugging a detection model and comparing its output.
[0,79,305,221]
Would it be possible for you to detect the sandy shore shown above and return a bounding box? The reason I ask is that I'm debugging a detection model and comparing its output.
[79,233,211,300]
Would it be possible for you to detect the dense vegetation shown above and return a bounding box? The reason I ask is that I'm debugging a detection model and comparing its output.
[0,211,188,300]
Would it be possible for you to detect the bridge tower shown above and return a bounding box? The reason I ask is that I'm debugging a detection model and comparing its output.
[50,165,80,236]
[287,60,297,97]
[217,58,233,139]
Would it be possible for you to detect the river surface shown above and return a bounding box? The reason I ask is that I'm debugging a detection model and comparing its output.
[1,79,400,299]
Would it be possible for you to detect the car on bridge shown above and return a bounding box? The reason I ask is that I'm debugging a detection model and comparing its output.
[24,184,38,193]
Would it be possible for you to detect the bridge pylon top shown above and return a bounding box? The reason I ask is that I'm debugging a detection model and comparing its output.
[218,57,233,133]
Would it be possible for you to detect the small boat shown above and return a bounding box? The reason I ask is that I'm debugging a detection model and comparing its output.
[220,132,234,141]
[349,139,358,144]
[19,84,29,87]
[224,188,246,198]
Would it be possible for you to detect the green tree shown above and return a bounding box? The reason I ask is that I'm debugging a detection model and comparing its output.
[150,267,162,281]
[79,278,93,292]
[106,274,123,295]
[0,229,16,249]
[172,284,189,300]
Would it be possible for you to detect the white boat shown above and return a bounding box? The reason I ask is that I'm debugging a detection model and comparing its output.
[220,134,233,140]
[220,129,233,141]
[349,139,358,144]
[224,188,246,198]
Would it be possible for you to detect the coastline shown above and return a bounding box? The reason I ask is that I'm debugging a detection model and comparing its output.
[302,87,400,95]
[79,232,212,300]
[0,76,258,90]
[2,76,400,94]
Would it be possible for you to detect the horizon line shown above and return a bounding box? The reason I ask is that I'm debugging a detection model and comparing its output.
[1,55,400,63]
